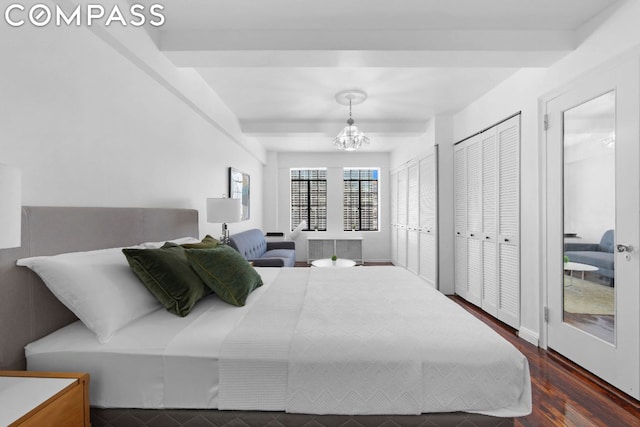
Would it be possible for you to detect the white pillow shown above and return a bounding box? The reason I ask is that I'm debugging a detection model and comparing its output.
[140,236,200,249]
[17,246,162,343]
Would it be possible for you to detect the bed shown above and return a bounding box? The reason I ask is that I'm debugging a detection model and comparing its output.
[0,207,531,426]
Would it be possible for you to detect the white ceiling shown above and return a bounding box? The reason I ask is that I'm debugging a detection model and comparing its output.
[156,0,621,152]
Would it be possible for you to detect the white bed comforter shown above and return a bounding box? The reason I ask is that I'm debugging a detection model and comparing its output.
[219,266,532,417]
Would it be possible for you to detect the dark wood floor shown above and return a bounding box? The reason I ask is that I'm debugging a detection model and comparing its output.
[450,296,640,426]
[564,312,615,344]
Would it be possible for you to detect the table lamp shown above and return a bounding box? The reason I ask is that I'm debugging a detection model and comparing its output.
[206,197,241,245]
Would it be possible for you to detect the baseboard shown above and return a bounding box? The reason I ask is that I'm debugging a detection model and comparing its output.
[517,327,539,347]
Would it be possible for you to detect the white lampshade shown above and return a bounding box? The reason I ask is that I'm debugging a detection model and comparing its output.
[206,198,241,223]
[0,164,21,249]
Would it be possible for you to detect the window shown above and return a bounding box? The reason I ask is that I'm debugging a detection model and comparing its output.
[343,168,379,231]
[290,168,327,231]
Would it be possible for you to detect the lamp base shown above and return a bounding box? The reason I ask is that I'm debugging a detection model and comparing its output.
[221,222,230,245]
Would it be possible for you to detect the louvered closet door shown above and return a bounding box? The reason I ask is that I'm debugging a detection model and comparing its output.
[465,136,483,306]
[419,153,437,287]
[396,168,409,268]
[454,144,467,297]
[497,116,520,328]
[390,171,398,264]
[407,163,420,274]
[481,131,498,317]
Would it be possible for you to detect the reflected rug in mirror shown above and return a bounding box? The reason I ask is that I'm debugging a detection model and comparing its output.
[564,276,614,315]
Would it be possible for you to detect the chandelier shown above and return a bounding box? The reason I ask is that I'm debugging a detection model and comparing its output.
[333,89,370,151]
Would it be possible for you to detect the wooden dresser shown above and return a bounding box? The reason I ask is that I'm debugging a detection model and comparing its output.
[0,371,90,426]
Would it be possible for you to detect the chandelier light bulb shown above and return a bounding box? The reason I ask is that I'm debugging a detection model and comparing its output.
[333,90,370,151]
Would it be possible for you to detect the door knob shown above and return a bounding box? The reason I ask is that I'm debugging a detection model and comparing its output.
[616,244,634,253]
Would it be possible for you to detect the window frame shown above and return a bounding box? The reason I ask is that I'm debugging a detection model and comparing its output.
[290,168,327,231]
[343,167,380,232]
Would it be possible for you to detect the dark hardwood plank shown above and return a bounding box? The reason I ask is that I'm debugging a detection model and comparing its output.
[450,296,640,427]
[563,312,614,344]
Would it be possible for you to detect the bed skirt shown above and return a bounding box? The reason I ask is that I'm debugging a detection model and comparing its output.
[91,408,515,427]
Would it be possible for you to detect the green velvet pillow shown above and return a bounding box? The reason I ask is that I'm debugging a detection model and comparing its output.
[122,245,211,317]
[180,235,219,249]
[185,246,263,307]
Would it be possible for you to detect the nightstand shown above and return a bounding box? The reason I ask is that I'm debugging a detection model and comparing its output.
[0,371,90,426]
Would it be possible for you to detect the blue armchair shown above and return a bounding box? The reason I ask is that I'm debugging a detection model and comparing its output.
[564,229,614,281]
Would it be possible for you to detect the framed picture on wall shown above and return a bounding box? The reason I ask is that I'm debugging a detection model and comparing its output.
[229,167,250,220]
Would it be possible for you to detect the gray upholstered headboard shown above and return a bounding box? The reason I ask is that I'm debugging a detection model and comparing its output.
[0,206,199,370]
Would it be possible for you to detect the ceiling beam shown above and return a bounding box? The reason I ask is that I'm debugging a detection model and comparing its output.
[241,120,427,137]
[159,29,574,68]
[160,29,574,51]
[167,50,569,68]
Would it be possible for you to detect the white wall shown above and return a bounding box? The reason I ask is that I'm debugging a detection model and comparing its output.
[432,116,455,294]
[262,150,280,232]
[0,19,264,238]
[448,0,640,344]
[265,151,391,262]
[564,142,615,242]
[390,131,434,169]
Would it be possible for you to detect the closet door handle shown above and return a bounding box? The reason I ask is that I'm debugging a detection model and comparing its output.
[485,236,490,240]
[470,233,475,237]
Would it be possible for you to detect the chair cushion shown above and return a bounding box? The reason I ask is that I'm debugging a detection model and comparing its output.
[598,229,615,253]
[564,251,614,271]
[229,229,267,260]
[263,249,295,259]
[251,258,286,267]
[261,249,295,267]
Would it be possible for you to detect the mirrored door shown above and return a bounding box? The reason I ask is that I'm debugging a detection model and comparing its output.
[562,91,616,343]
[545,58,640,398]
